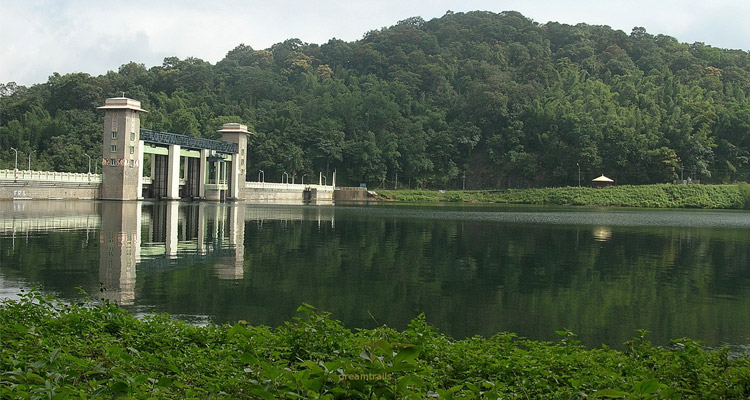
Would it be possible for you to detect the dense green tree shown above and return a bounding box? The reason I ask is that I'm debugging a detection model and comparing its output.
[2,11,750,187]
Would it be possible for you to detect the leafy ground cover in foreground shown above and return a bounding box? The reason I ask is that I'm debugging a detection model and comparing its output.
[1,291,749,399]
[378,183,750,209]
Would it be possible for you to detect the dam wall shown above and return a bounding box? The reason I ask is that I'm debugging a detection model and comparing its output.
[0,170,101,200]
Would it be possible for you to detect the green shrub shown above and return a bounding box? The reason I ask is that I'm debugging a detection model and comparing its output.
[2,292,750,399]
[738,183,750,209]
[377,185,747,209]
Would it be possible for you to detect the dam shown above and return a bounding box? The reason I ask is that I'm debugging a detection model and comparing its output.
[0,96,368,203]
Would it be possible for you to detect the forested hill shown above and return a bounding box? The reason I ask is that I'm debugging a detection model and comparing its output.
[2,11,750,188]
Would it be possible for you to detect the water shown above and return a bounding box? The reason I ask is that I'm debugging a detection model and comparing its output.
[1,200,749,348]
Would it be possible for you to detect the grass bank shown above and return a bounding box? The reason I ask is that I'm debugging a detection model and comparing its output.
[378,184,750,209]
[2,291,749,399]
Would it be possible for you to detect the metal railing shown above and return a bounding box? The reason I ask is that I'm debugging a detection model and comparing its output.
[140,129,238,154]
[0,169,102,183]
[245,182,334,191]
[335,186,367,191]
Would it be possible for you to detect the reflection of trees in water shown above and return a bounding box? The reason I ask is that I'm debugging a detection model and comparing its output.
[3,204,750,348]
[134,215,750,348]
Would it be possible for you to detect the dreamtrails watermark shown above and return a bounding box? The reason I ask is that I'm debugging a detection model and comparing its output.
[338,372,394,382]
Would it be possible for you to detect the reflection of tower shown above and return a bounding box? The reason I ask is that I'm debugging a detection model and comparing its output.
[214,204,246,279]
[99,202,141,305]
[165,201,179,258]
[197,203,206,255]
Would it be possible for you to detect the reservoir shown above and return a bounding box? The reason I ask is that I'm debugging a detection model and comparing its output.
[1,200,749,348]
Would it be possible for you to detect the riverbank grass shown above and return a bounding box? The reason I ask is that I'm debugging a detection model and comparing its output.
[378,184,747,208]
[2,291,749,399]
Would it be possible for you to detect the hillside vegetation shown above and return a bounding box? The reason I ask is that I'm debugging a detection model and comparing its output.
[377,184,748,208]
[2,11,750,188]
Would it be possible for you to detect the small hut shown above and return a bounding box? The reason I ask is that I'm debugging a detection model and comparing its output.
[592,174,614,187]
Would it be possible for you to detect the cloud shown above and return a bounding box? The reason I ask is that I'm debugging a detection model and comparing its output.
[2,0,749,86]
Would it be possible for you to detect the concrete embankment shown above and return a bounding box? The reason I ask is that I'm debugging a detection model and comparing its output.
[0,170,101,200]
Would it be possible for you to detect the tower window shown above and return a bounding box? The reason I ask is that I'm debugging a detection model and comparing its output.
[110,145,117,152]
[111,132,117,139]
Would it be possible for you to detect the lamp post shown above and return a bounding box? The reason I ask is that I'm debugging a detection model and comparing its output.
[85,153,91,174]
[258,170,264,183]
[282,172,289,184]
[28,151,33,171]
[301,174,306,185]
[10,147,18,170]
[576,163,581,187]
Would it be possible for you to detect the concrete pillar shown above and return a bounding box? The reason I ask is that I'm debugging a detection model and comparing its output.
[136,140,145,199]
[199,149,208,199]
[214,161,221,185]
[228,158,240,199]
[166,144,181,200]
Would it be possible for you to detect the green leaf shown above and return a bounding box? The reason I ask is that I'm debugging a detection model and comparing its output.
[165,363,181,374]
[156,377,173,387]
[248,385,276,400]
[239,353,257,364]
[436,388,454,400]
[594,388,630,398]
[386,362,417,372]
[393,345,421,364]
[25,372,45,384]
[323,360,342,373]
[227,324,252,339]
[636,379,659,395]
[465,382,480,393]
[296,304,316,313]
[110,381,129,394]
[300,360,324,375]
[449,384,464,393]
[49,348,61,364]
[397,375,423,391]
[371,340,393,355]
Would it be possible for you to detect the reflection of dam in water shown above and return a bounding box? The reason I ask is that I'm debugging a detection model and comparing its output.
[0,201,335,306]
[99,202,334,305]
[0,201,100,233]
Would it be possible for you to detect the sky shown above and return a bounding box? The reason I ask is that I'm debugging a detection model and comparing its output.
[2,0,750,87]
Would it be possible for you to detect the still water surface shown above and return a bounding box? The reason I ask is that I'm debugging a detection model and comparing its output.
[1,200,749,348]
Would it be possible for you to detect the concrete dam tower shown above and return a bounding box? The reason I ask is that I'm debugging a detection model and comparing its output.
[97,97,148,200]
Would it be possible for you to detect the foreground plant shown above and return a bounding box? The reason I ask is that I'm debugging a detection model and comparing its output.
[1,290,749,399]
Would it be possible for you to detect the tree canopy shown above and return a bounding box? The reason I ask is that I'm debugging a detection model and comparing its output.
[2,11,750,187]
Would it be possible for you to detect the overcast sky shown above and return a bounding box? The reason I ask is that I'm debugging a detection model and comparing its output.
[2,0,749,87]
